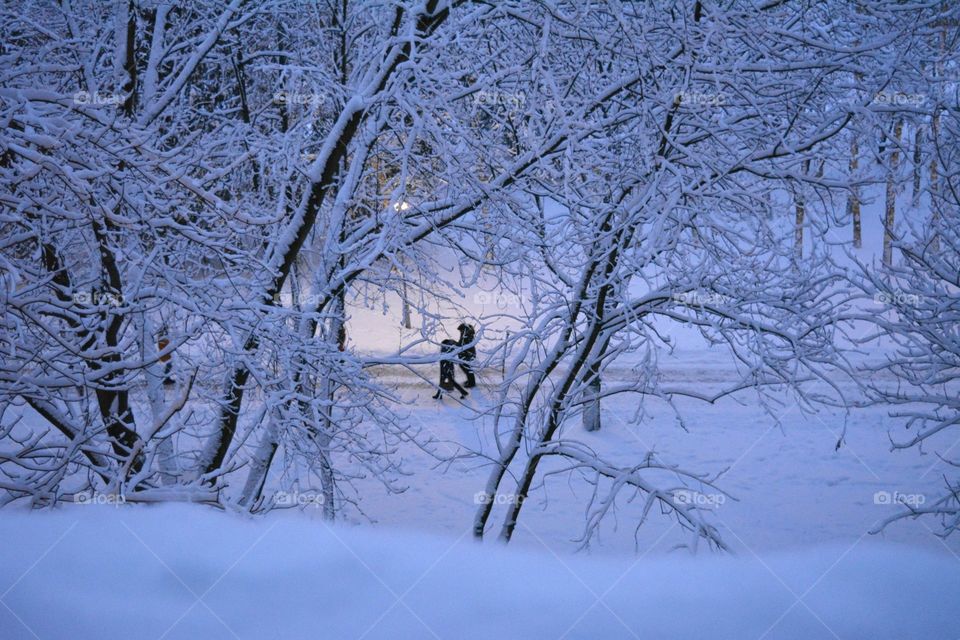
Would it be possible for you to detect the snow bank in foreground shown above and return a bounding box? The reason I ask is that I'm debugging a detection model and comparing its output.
[1,506,957,640]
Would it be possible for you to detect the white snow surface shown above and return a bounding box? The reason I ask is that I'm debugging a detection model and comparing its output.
[1,505,957,640]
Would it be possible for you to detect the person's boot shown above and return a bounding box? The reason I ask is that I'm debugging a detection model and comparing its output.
[432,389,442,400]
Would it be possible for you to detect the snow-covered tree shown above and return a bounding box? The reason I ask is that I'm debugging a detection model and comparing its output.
[852,93,960,539]
[0,0,952,553]
[467,0,945,549]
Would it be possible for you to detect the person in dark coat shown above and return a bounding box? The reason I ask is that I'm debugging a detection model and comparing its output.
[432,339,469,400]
[457,323,477,388]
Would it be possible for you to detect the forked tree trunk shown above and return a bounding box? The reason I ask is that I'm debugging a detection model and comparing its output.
[313,292,343,521]
[238,419,279,510]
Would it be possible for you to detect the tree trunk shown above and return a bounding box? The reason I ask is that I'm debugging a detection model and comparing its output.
[794,158,810,260]
[498,218,626,542]
[122,0,137,116]
[583,369,602,432]
[400,275,413,329]
[912,125,923,207]
[930,112,940,252]
[141,313,179,485]
[883,120,903,266]
[238,419,279,510]
[315,373,337,521]
[114,0,137,116]
[848,136,861,248]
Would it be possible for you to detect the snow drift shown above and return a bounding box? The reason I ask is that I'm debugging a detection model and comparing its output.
[1,506,957,640]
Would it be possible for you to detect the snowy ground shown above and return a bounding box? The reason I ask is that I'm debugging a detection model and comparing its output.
[6,349,957,639]
[353,345,960,559]
[2,506,958,640]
